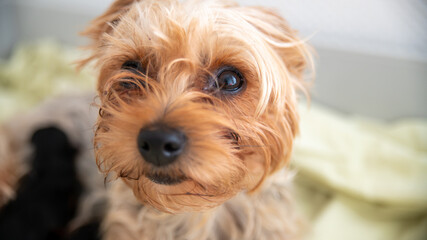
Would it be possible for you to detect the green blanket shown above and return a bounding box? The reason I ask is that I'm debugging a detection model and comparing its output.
[1,41,426,240]
[293,105,427,240]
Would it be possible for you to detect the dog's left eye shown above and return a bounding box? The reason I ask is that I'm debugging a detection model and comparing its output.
[216,67,245,93]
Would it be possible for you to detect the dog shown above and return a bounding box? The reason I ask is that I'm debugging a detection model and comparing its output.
[0,126,81,240]
[79,0,312,239]
[0,95,105,240]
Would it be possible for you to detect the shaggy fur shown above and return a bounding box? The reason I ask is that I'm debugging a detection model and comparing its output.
[0,0,312,239]
[79,0,312,239]
[0,127,23,207]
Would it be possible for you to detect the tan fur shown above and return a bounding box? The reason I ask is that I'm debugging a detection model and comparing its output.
[0,127,25,207]
[81,0,312,239]
[103,171,301,240]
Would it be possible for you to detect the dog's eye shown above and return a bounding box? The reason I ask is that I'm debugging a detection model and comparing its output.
[119,60,147,90]
[121,60,145,74]
[216,67,245,93]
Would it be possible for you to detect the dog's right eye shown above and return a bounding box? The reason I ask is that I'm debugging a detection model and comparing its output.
[118,61,148,90]
[121,60,145,74]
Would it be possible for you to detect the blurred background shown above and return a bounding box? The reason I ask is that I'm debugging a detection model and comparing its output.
[1,0,426,120]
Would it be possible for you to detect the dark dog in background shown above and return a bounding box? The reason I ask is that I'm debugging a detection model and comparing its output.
[0,126,98,240]
[0,94,104,240]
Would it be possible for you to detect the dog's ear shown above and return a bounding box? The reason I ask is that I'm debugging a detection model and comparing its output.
[239,7,311,81]
[237,7,312,175]
[82,0,139,41]
[78,0,140,68]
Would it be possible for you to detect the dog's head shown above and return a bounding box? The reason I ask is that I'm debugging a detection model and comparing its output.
[81,0,311,213]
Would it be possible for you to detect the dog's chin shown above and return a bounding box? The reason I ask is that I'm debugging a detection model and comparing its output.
[146,173,186,185]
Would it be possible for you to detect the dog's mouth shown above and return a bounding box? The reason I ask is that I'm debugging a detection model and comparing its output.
[146,173,186,185]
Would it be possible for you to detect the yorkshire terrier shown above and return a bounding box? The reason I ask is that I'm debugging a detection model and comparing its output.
[79,0,312,239]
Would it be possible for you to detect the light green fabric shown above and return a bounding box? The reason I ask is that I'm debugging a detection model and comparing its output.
[293,105,427,240]
[1,41,426,239]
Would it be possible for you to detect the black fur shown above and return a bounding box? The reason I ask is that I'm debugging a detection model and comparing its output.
[0,126,84,239]
[68,221,101,240]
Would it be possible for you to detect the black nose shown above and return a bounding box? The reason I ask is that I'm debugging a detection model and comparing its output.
[137,126,187,167]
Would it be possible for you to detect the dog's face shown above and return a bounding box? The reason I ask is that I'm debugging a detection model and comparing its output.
[82,0,310,213]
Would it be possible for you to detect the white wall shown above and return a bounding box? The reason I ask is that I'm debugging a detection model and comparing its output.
[4,0,425,62]
[241,0,427,62]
